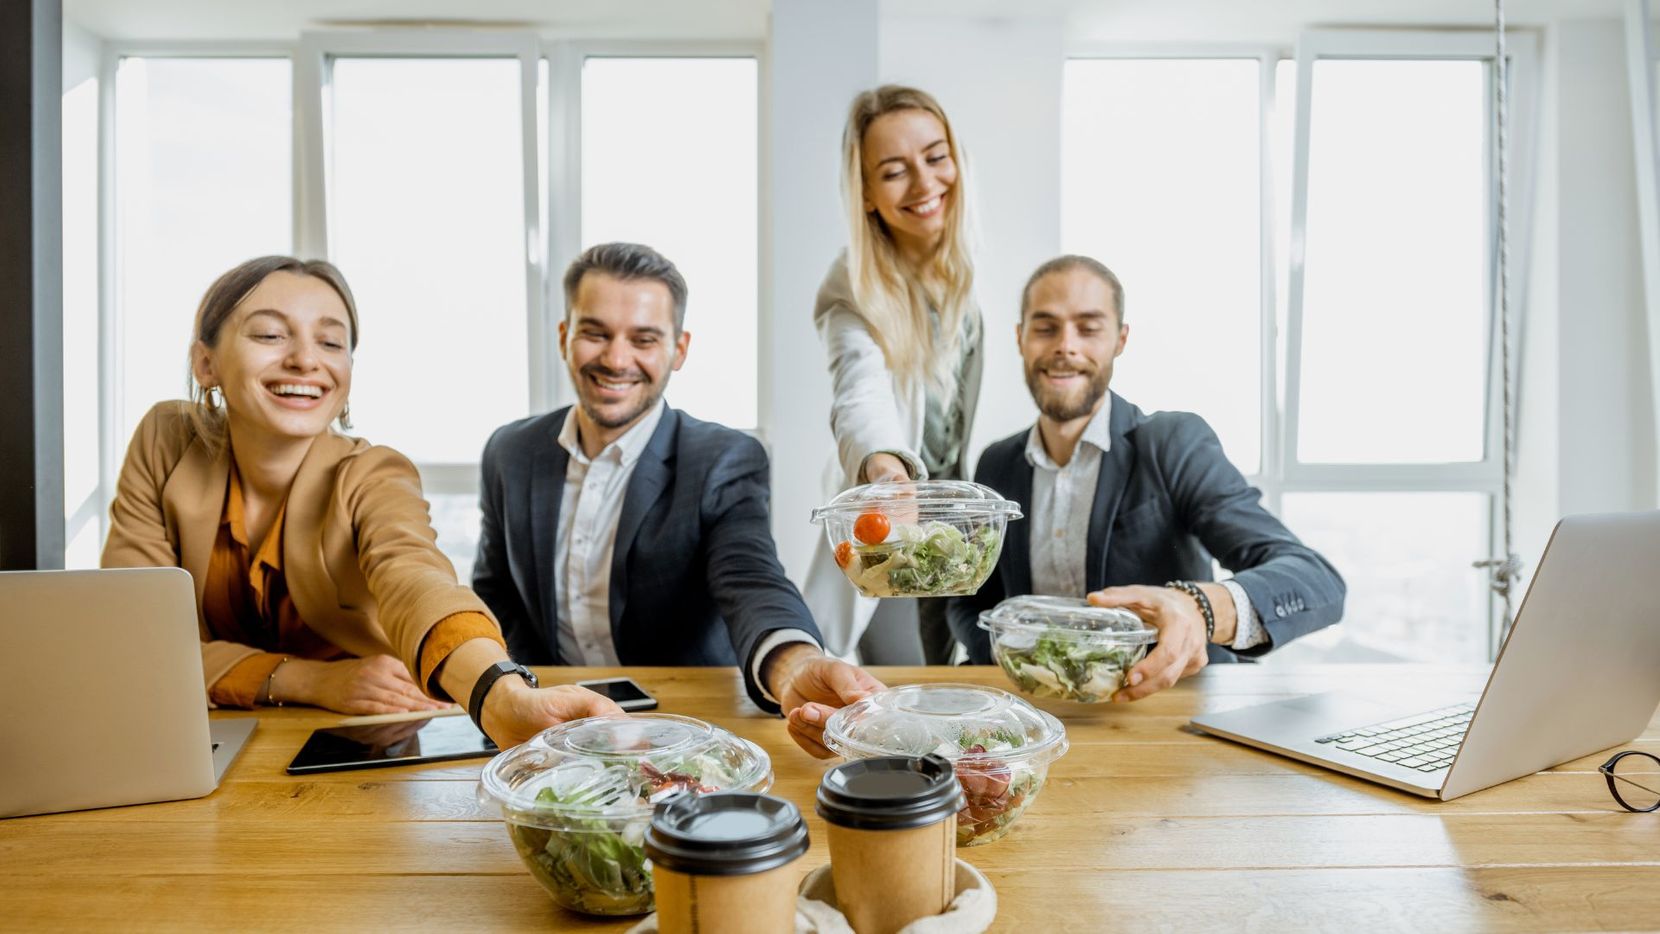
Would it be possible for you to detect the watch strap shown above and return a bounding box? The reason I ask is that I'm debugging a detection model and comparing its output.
[469,660,538,733]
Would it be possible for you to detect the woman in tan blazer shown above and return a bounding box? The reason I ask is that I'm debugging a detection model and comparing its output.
[103,256,619,746]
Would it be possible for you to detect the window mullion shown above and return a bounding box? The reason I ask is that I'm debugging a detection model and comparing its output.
[294,37,328,258]
[1281,38,1316,485]
[517,41,549,415]
[1258,52,1284,504]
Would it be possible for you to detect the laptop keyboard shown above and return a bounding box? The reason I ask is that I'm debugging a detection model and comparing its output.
[1314,702,1476,773]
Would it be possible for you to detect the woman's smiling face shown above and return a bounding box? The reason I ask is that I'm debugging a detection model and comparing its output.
[193,270,354,445]
[861,108,957,257]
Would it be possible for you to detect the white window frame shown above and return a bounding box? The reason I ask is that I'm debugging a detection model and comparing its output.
[1067,32,1541,660]
[1286,30,1539,659]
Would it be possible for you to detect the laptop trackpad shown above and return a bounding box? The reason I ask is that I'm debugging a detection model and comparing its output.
[1195,693,1418,742]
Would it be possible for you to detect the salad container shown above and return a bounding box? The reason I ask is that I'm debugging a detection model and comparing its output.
[810,480,1021,598]
[980,595,1158,703]
[822,683,1067,846]
[478,714,772,916]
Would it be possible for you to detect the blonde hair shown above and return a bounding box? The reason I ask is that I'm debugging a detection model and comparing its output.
[840,85,977,396]
[187,256,360,452]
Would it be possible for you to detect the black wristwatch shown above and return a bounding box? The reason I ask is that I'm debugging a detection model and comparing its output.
[469,660,539,733]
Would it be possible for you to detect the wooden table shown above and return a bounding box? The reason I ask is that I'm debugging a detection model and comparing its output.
[4,665,1657,932]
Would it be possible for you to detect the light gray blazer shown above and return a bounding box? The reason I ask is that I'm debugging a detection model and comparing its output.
[801,252,984,655]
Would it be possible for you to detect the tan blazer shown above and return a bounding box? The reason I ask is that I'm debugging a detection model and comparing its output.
[102,401,495,689]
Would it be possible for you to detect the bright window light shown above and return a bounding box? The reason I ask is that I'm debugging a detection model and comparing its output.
[114,57,292,453]
[1273,492,1492,664]
[1063,59,1262,473]
[580,57,759,430]
[329,57,530,465]
[1296,60,1488,464]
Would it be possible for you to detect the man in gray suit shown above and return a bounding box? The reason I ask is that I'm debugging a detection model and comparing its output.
[474,243,881,756]
[947,255,1345,701]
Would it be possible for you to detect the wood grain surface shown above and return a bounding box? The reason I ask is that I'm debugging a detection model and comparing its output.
[4,664,1656,932]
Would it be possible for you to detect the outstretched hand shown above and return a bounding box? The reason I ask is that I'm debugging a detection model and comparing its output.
[772,647,886,758]
[1088,585,1210,702]
[481,680,625,749]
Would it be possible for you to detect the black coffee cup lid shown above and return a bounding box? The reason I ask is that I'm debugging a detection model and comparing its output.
[644,792,810,877]
[815,755,964,830]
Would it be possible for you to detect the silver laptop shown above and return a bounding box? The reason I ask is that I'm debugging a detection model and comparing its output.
[0,567,256,817]
[1191,512,1660,800]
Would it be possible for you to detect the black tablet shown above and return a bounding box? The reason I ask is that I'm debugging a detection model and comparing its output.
[286,714,498,775]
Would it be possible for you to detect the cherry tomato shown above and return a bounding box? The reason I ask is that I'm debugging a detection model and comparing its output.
[854,511,891,545]
[834,540,854,568]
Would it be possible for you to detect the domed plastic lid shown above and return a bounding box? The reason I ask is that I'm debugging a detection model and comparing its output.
[979,595,1157,646]
[810,480,1022,523]
[822,683,1068,767]
[478,714,772,829]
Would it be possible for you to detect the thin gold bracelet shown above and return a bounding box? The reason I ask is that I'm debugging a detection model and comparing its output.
[262,656,292,708]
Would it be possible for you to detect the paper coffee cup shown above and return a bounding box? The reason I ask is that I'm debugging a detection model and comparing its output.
[816,755,964,934]
[644,792,810,934]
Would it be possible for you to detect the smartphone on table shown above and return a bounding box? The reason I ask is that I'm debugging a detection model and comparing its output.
[575,677,659,711]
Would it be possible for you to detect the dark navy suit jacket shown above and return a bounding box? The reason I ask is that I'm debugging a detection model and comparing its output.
[948,393,1345,664]
[472,405,821,713]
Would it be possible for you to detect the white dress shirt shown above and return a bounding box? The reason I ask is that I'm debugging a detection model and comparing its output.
[1024,398,1267,651]
[553,400,815,699]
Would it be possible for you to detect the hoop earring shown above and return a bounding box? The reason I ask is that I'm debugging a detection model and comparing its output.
[206,386,223,409]
[337,403,352,431]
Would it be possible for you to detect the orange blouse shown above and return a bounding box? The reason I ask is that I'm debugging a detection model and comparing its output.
[207,468,501,707]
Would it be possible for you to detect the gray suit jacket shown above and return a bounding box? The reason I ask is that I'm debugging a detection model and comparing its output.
[947,393,1345,664]
[472,406,822,713]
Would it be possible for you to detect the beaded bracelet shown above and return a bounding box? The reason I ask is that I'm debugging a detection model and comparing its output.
[1165,581,1215,643]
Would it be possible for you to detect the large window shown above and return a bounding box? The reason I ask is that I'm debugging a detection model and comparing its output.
[93,39,761,578]
[113,57,293,456]
[1063,58,1263,473]
[580,57,759,429]
[328,57,532,466]
[1293,60,1488,465]
[1064,34,1534,663]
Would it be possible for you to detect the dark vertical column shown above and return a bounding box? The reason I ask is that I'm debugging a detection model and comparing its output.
[0,0,65,570]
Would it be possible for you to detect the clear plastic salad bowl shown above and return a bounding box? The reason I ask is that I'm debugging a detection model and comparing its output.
[477,714,772,916]
[822,683,1067,846]
[980,595,1159,703]
[810,480,1022,598]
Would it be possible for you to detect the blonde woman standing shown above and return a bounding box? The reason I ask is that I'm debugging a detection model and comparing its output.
[804,86,983,664]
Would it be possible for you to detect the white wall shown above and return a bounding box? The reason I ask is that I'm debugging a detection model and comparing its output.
[1516,18,1656,581]
[1554,20,1656,516]
[763,0,879,582]
[63,18,98,86]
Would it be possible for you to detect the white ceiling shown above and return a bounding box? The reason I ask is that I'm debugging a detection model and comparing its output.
[64,0,771,41]
[65,0,1623,43]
